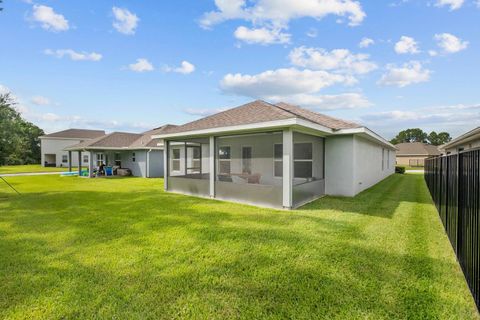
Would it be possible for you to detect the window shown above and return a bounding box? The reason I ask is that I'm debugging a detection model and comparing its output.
[382,148,385,171]
[187,146,201,174]
[114,153,121,167]
[294,143,313,178]
[96,153,104,166]
[274,144,283,177]
[83,155,89,163]
[242,146,252,174]
[218,146,231,174]
[172,148,180,171]
[387,150,390,169]
[62,155,68,163]
[132,152,136,162]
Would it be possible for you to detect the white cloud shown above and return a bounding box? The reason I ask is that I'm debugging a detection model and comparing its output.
[164,61,196,74]
[361,103,480,138]
[184,107,228,116]
[234,26,290,45]
[289,47,377,75]
[199,0,365,44]
[31,96,51,106]
[220,68,355,101]
[31,5,69,32]
[359,37,374,48]
[200,0,366,28]
[269,93,372,110]
[44,49,103,61]
[394,36,420,54]
[428,50,438,57]
[435,0,464,10]
[112,7,139,35]
[128,58,154,72]
[378,61,431,87]
[434,33,468,53]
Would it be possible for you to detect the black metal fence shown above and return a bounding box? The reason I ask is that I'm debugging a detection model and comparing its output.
[425,149,480,308]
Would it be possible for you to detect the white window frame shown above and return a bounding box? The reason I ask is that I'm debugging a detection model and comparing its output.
[293,142,313,179]
[171,148,181,172]
[132,152,136,162]
[62,155,68,163]
[218,145,231,175]
[83,154,89,163]
[96,153,104,166]
[382,148,385,171]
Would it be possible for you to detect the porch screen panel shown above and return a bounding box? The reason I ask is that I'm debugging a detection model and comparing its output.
[167,138,210,197]
[215,132,283,208]
[292,132,325,207]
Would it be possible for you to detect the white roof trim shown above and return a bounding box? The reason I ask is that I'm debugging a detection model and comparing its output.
[335,127,396,150]
[153,117,394,149]
[152,118,329,139]
[441,127,480,149]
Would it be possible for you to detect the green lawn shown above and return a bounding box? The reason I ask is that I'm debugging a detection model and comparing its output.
[0,164,78,174]
[0,174,477,319]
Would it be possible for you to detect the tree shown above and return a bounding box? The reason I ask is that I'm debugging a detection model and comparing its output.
[428,131,452,146]
[0,93,44,165]
[390,128,428,145]
[390,128,452,146]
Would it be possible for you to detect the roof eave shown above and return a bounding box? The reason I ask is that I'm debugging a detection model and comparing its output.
[153,118,334,139]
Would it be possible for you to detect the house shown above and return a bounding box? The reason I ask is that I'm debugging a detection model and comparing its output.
[441,127,480,155]
[153,100,396,209]
[394,142,441,167]
[64,125,175,178]
[39,129,106,167]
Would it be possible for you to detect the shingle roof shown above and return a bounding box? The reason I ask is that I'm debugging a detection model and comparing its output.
[41,128,106,139]
[130,124,177,148]
[395,142,441,156]
[65,125,176,150]
[275,102,360,130]
[162,100,360,135]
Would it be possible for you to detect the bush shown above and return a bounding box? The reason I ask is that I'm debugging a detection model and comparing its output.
[395,166,406,174]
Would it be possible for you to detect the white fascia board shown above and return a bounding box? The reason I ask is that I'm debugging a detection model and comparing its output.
[335,127,396,150]
[40,136,93,141]
[442,127,480,149]
[152,118,333,139]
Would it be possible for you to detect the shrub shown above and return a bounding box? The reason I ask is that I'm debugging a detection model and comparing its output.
[395,166,406,174]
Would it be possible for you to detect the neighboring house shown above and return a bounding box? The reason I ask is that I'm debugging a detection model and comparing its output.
[65,125,176,178]
[441,127,480,155]
[39,129,106,167]
[154,100,396,209]
[394,142,441,167]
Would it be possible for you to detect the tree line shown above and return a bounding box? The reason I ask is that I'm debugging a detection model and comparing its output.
[0,93,44,166]
[390,128,452,146]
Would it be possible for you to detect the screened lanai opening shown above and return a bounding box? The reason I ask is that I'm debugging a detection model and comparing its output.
[167,138,210,197]
[291,132,325,207]
[215,132,283,208]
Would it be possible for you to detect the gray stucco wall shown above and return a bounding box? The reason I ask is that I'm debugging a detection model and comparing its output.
[325,135,355,196]
[324,134,395,197]
[148,150,164,178]
[353,135,395,195]
[121,150,147,177]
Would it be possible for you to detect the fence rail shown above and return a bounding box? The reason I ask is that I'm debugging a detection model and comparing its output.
[425,149,480,308]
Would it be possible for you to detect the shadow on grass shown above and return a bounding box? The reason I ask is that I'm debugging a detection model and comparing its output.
[0,175,475,319]
[300,173,431,219]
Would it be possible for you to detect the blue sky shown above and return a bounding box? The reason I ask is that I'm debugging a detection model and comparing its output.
[1,0,479,138]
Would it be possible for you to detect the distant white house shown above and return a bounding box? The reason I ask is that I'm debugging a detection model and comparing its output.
[154,100,396,209]
[441,127,480,155]
[39,129,105,167]
[64,125,176,178]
